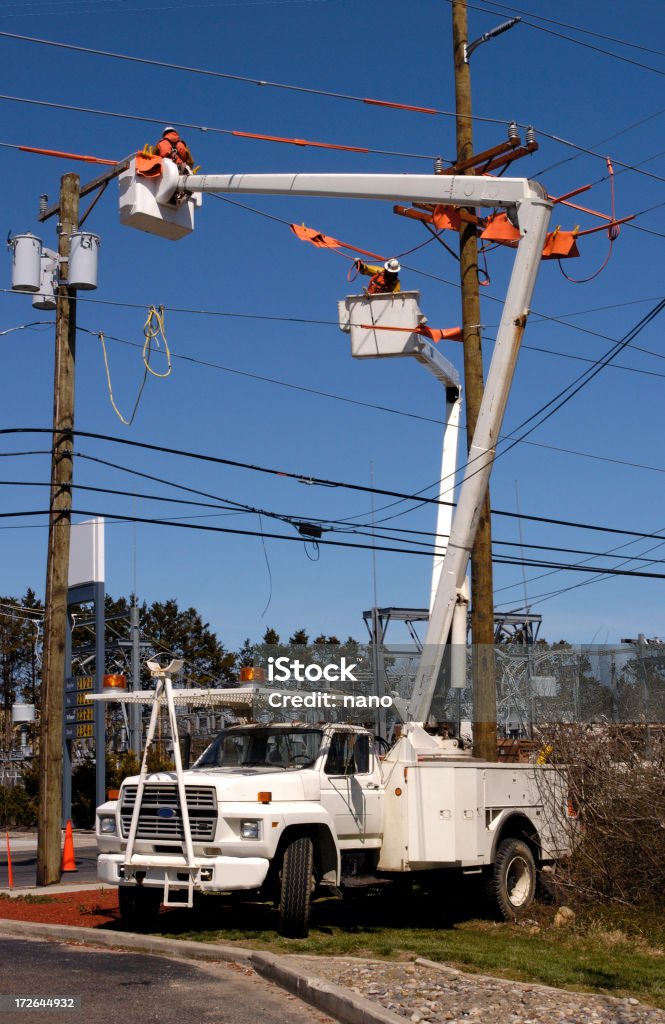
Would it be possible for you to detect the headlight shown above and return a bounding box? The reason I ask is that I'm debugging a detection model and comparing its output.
[240,819,260,840]
[99,816,117,835]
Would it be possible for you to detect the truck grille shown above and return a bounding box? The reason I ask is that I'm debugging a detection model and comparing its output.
[120,784,217,842]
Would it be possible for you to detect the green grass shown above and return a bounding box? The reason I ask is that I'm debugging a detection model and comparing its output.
[149,889,665,1008]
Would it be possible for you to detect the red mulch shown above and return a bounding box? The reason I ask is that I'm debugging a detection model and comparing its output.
[0,889,122,928]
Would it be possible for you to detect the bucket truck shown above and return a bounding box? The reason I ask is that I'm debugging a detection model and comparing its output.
[91,163,572,937]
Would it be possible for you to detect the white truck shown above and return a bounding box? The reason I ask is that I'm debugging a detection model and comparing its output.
[93,159,568,936]
[96,713,569,936]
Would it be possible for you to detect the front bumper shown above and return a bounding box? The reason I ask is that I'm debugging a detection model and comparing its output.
[98,852,270,891]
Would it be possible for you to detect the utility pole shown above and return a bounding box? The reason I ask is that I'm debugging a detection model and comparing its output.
[37,172,80,885]
[451,0,497,761]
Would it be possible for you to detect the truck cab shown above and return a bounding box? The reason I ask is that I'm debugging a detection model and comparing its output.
[96,722,383,936]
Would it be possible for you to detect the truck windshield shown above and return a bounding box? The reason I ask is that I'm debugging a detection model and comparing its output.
[193,728,323,770]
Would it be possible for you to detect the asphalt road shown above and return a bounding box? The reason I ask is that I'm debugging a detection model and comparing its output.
[0,936,336,1024]
[2,847,99,889]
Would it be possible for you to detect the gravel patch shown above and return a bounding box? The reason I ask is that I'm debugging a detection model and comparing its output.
[286,956,665,1024]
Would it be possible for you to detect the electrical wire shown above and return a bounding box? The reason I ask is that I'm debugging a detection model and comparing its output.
[7,503,665,582]
[355,298,665,527]
[20,472,665,564]
[0,96,436,163]
[7,426,665,545]
[2,32,665,183]
[465,0,665,77]
[468,0,665,58]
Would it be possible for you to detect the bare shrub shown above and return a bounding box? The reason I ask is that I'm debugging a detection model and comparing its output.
[536,723,665,907]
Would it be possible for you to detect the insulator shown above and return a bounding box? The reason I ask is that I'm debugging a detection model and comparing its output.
[507,121,520,143]
[434,156,445,174]
[525,125,537,146]
[39,194,48,216]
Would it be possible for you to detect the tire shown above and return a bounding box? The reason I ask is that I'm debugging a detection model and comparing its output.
[118,885,163,931]
[487,838,536,920]
[278,836,314,938]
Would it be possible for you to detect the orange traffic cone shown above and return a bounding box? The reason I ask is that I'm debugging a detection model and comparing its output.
[6,831,13,889]
[61,820,77,872]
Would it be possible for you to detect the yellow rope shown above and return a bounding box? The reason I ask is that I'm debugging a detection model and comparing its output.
[143,304,172,378]
[98,305,172,426]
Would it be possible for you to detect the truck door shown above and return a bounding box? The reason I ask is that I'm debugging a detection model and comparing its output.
[320,732,382,845]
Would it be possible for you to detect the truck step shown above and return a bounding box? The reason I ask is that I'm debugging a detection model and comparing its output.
[341,875,392,888]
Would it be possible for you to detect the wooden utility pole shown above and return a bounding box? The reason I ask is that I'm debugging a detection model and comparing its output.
[37,172,80,885]
[451,0,497,761]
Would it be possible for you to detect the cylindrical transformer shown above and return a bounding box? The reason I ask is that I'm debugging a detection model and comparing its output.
[32,254,58,310]
[68,232,100,290]
[12,703,36,724]
[10,234,42,292]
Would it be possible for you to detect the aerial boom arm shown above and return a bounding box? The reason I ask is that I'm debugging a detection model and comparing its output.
[406,193,551,722]
[176,169,552,724]
[182,171,542,211]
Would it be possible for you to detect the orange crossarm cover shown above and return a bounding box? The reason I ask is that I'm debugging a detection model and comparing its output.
[432,205,461,232]
[480,212,520,244]
[541,230,580,259]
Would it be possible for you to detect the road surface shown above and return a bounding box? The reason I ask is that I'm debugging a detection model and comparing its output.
[0,935,336,1024]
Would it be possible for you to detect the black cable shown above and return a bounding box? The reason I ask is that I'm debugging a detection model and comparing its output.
[360,298,665,527]
[7,505,665,581]
[469,0,665,57]
[463,0,665,76]
[6,427,665,544]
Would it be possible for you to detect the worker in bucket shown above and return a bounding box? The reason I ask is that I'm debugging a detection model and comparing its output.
[154,126,194,171]
[355,257,401,295]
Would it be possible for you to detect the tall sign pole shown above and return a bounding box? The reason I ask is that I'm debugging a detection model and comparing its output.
[451,0,497,760]
[37,172,80,885]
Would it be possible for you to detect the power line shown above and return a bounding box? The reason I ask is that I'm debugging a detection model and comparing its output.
[470,0,665,58]
[3,31,665,184]
[82,324,665,477]
[359,298,665,527]
[7,426,665,545]
[7,504,665,583]
[13,470,665,567]
[467,0,665,75]
[0,99,435,163]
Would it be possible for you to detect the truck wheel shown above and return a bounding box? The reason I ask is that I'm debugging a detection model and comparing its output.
[278,836,313,938]
[487,838,536,920]
[118,885,162,931]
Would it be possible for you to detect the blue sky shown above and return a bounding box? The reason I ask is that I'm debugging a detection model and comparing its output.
[1,0,664,653]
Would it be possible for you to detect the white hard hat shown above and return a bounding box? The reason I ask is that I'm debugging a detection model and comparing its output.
[163,126,177,136]
[384,258,401,274]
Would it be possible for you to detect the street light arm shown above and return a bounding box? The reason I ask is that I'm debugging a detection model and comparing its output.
[465,16,521,62]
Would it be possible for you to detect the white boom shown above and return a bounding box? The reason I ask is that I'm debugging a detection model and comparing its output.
[169,170,552,723]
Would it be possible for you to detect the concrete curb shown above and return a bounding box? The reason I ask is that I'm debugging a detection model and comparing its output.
[0,883,105,897]
[251,951,406,1024]
[0,920,404,1024]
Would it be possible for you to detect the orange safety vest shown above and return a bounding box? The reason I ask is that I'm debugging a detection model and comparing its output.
[155,133,193,168]
[367,271,400,295]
